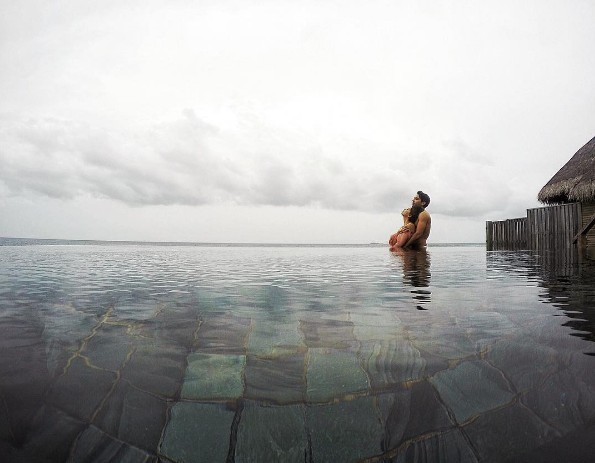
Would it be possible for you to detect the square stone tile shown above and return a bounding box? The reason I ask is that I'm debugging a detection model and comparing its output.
[181,353,245,400]
[464,403,558,462]
[430,360,515,423]
[247,320,304,356]
[306,349,369,402]
[377,381,454,450]
[300,319,356,349]
[48,356,117,422]
[235,403,307,462]
[81,323,134,371]
[120,339,186,398]
[160,402,236,462]
[93,380,168,452]
[69,425,158,463]
[306,396,383,462]
[385,428,477,463]
[194,313,252,354]
[244,353,306,404]
[360,339,426,390]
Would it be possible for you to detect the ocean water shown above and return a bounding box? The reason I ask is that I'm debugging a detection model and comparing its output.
[1,242,594,462]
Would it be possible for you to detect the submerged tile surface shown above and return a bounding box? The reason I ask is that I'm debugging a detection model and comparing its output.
[244,353,306,403]
[235,403,307,462]
[120,339,187,397]
[160,402,236,463]
[464,403,559,462]
[93,380,168,452]
[69,425,157,463]
[300,319,357,349]
[181,353,246,400]
[307,396,383,462]
[307,348,369,402]
[430,360,515,423]
[194,313,252,354]
[361,338,426,389]
[48,356,117,422]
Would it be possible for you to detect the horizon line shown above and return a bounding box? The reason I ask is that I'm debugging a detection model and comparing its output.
[0,236,485,247]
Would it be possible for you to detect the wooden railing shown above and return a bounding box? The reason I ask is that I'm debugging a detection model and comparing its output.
[486,203,580,251]
[486,218,527,250]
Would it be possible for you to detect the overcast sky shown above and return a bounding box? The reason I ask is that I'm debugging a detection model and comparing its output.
[1,0,594,243]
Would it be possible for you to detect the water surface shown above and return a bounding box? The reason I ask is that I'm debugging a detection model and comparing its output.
[1,243,594,462]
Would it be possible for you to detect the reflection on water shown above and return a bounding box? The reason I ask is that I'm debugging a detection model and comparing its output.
[1,244,595,462]
[487,248,595,345]
[392,248,431,308]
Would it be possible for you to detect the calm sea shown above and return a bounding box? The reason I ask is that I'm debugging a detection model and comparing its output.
[1,241,594,462]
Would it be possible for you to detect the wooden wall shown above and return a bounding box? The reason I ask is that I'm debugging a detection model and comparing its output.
[486,203,580,251]
[527,203,580,250]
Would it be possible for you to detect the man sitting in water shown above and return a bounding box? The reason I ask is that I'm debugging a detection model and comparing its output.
[389,191,431,250]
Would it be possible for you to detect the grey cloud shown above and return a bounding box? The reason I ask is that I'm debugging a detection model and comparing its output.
[424,142,513,217]
[0,112,514,217]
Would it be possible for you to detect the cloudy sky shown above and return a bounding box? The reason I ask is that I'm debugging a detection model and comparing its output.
[1,0,594,243]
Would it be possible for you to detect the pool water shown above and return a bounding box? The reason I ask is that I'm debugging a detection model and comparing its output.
[1,244,594,462]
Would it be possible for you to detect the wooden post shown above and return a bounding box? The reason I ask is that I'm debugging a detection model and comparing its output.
[486,221,493,251]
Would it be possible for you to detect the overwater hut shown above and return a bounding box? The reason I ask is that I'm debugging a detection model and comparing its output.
[538,135,595,250]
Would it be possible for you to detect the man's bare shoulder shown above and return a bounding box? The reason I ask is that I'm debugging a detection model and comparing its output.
[419,210,431,220]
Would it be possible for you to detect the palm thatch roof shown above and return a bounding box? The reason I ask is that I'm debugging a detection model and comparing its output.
[538,135,595,204]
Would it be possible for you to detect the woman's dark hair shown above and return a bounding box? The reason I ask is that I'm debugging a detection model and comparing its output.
[418,191,430,207]
[408,204,424,224]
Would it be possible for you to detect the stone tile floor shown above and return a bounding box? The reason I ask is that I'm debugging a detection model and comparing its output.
[2,301,595,462]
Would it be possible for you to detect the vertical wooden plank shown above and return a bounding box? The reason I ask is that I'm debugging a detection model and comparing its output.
[527,209,535,249]
[556,206,560,246]
[486,221,492,250]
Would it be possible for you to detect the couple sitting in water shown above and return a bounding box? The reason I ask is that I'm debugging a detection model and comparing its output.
[389,191,431,251]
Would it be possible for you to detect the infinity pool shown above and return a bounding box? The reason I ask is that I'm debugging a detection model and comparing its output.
[1,243,594,462]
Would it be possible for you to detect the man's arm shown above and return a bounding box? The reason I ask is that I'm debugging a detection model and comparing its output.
[403,212,429,248]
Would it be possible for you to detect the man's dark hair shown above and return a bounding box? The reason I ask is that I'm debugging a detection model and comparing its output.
[418,191,430,208]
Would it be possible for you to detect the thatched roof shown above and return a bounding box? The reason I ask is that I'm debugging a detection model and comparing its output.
[538,135,595,204]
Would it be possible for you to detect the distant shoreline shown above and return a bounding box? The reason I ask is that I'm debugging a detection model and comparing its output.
[0,237,485,248]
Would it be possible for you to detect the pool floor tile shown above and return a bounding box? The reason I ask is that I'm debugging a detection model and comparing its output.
[235,403,307,462]
[464,403,559,462]
[306,348,369,402]
[81,323,134,371]
[300,319,357,349]
[247,320,304,356]
[306,396,383,462]
[48,356,117,422]
[378,381,454,449]
[194,313,252,354]
[361,339,426,389]
[93,380,168,452]
[120,340,187,397]
[244,353,306,404]
[69,425,158,463]
[181,353,245,400]
[385,428,478,463]
[160,402,236,463]
[430,360,515,423]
